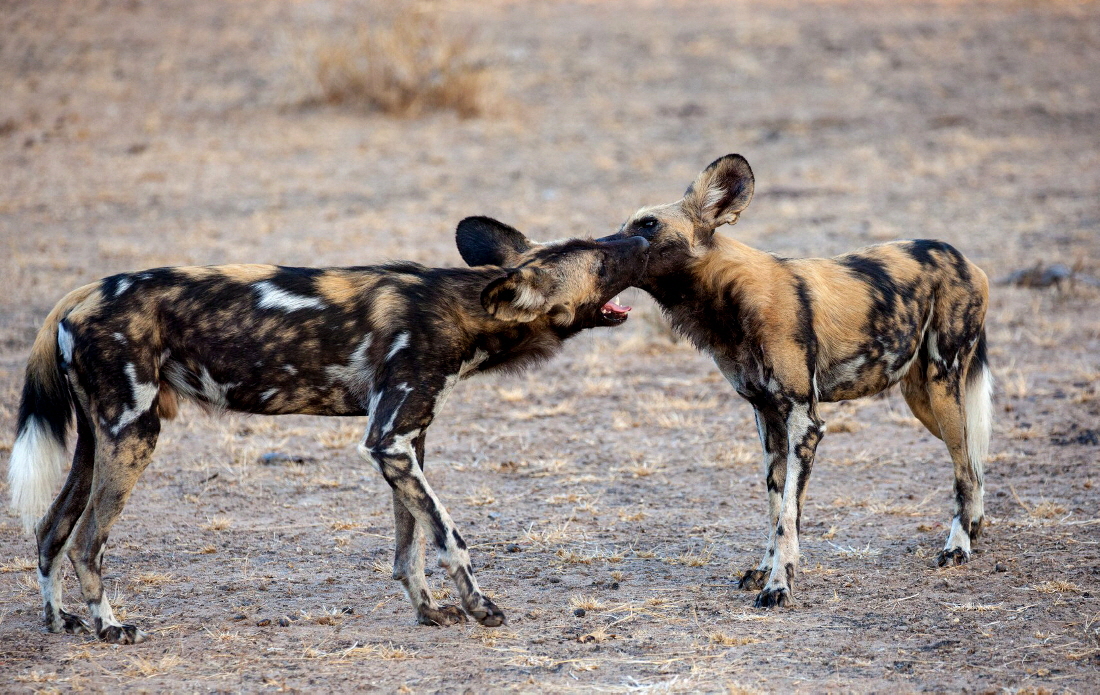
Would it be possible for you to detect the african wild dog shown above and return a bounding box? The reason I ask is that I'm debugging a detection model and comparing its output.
[7,217,649,643]
[598,154,992,608]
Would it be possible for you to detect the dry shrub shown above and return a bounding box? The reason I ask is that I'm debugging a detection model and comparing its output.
[309,4,487,118]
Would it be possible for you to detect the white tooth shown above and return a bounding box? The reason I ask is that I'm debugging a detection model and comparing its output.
[613,295,620,305]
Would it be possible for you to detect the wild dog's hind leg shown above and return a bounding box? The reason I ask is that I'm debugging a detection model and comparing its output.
[69,413,160,644]
[756,399,823,608]
[925,373,980,566]
[738,406,788,592]
[390,432,466,626]
[35,408,95,635]
[361,385,504,627]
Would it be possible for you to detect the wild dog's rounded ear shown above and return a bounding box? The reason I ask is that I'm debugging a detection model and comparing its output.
[683,154,755,233]
[456,216,534,267]
[481,267,553,323]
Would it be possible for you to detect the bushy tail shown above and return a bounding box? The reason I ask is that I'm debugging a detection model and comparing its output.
[964,329,993,488]
[8,283,96,533]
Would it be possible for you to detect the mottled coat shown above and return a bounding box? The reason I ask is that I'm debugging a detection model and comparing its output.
[8,217,649,642]
[600,155,992,608]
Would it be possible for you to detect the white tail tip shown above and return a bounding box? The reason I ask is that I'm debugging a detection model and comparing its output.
[8,416,68,534]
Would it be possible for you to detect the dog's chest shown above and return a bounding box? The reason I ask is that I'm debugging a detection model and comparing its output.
[713,350,771,403]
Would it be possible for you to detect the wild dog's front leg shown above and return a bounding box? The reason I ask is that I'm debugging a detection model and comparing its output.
[391,489,466,626]
[360,390,504,627]
[755,400,823,608]
[738,407,788,592]
[387,430,465,625]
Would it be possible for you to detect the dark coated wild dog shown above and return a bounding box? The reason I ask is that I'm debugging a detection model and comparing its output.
[599,154,992,608]
[7,217,648,643]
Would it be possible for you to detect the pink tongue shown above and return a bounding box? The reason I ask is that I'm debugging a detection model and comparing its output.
[603,300,631,313]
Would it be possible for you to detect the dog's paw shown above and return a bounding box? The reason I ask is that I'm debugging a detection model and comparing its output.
[417,605,468,627]
[98,623,148,644]
[754,584,791,609]
[59,611,92,635]
[937,547,971,567]
[466,597,506,627]
[737,569,768,591]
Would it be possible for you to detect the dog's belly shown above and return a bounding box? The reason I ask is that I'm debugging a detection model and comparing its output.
[817,347,919,403]
[161,356,368,417]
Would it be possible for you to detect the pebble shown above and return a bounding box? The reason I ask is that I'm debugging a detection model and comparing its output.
[256,618,271,627]
[573,608,586,617]
[278,617,290,627]
[995,563,1007,573]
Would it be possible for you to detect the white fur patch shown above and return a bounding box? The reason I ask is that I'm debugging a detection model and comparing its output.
[163,363,235,413]
[114,277,133,297]
[260,388,279,402]
[254,281,326,312]
[282,364,298,375]
[325,333,374,396]
[944,517,972,555]
[57,324,75,366]
[110,364,160,435]
[386,332,410,361]
[382,383,413,436]
[8,416,69,533]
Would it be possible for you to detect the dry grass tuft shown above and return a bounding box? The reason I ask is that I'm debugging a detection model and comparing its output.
[569,594,606,612]
[709,632,761,647]
[341,642,418,660]
[201,516,232,532]
[133,572,174,586]
[0,557,36,573]
[125,654,184,678]
[304,4,488,118]
[665,547,715,567]
[1033,580,1081,594]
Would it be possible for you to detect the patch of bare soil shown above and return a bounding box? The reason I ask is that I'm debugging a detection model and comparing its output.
[1,1,1098,691]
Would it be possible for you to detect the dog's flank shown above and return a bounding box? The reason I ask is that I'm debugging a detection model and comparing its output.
[603,154,991,608]
[8,217,648,643]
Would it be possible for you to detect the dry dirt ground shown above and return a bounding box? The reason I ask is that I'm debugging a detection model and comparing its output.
[2,0,1099,692]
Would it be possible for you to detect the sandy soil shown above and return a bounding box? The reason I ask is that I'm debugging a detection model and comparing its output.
[1,0,1099,691]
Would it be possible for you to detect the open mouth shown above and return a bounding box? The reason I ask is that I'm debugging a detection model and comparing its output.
[600,296,632,325]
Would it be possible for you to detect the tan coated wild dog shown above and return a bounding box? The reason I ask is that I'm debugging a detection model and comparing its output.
[600,155,992,608]
[8,217,648,643]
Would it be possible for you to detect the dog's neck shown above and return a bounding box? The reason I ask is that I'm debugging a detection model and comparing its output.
[643,235,775,356]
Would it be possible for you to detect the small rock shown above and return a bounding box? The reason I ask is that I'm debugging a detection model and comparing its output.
[995,563,1008,573]
[278,617,290,627]
[259,452,307,465]
[610,581,620,590]
[573,608,586,617]
[548,577,561,584]
[256,618,271,627]
[487,511,501,520]
[341,606,354,615]
[506,544,522,553]
[232,614,247,621]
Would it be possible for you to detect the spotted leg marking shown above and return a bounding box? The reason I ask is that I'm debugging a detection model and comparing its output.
[738,406,788,592]
[390,432,466,626]
[359,384,504,627]
[756,400,823,608]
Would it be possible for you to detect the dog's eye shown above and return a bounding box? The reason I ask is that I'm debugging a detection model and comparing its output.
[636,217,658,231]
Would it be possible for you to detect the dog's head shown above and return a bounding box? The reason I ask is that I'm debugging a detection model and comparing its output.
[456,217,649,329]
[598,154,754,285]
